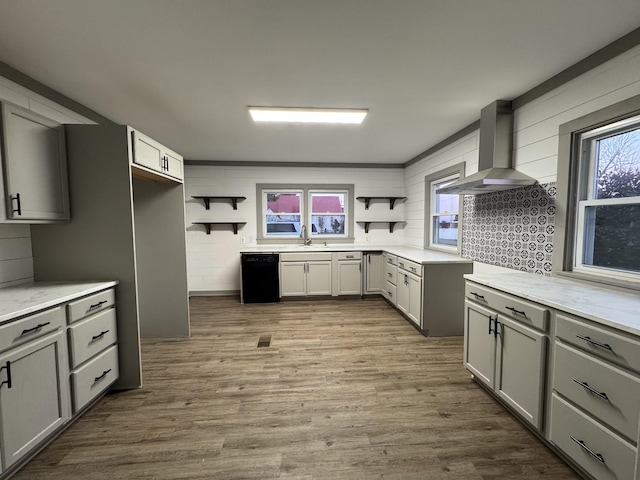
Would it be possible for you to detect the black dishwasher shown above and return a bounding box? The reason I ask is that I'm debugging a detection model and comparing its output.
[241,253,280,303]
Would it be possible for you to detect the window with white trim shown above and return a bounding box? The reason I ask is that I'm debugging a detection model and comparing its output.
[257,184,354,243]
[424,163,464,252]
[573,114,640,277]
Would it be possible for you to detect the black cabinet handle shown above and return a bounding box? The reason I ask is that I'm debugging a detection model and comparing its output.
[505,306,526,316]
[89,300,108,310]
[91,330,110,342]
[488,316,494,335]
[569,436,605,463]
[576,334,612,351]
[0,361,11,389]
[94,369,112,383]
[21,321,51,336]
[470,291,485,300]
[573,379,609,400]
[10,193,21,216]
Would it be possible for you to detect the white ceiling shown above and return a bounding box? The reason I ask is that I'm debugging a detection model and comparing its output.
[1,1,640,165]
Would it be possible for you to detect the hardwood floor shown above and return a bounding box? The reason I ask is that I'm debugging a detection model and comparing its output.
[13,296,579,479]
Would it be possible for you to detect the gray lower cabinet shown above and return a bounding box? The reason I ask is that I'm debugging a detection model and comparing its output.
[334,252,362,296]
[0,307,69,471]
[363,252,383,294]
[549,312,640,480]
[279,253,332,297]
[0,285,119,479]
[0,102,69,222]
[464,282,549,431]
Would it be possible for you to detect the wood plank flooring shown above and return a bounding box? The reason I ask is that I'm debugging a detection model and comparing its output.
[13,296,580,479]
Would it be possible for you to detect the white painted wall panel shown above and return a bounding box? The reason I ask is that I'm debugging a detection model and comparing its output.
[184,164,405,293]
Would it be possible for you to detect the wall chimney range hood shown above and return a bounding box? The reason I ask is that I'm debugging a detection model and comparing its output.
[437,100,537,195]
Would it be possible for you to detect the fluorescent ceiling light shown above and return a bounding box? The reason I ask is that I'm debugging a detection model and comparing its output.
[248,107,368,124]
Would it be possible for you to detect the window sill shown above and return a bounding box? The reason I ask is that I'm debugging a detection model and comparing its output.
[553,269,640,294]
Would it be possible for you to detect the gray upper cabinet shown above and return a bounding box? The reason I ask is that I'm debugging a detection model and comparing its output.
[0,102,69,222]
[131,129,183,182]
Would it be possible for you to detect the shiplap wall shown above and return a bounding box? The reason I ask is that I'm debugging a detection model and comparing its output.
[185,164,405,293]
[404,43,640,256]
[0,75,94,287]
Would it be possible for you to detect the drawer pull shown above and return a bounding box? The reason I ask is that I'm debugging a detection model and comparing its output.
[387,272,393,277]
[94,369,112,383]
[346,255,354,259]
[576,334,612,351]
[89,300,108,311]
[410,267,416,272]
[21,321,51,336]
[505,306,527,316]
[470,291,485,300]
[572,379,609,400]
[0,361,12,389]
[569,436,605,463]
[388,291,393,297]
[91,330,110,342]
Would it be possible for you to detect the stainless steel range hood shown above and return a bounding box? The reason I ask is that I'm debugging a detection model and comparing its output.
[437,100,537,195]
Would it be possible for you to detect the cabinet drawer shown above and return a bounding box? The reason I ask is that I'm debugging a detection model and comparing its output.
[383,253,397,266]
[465,282,549,332]
[556,313,640,374]
[397,257,421,277]
[336,252,362,261]
[0,306,63,353]
[280,252,332,262]
[70,345,119,413]
[384,261,397,285]
[68,308,118,368]
[553,342,640,441]
[549,394,636,480]
[67,289,115,324]
[384,281,397,306]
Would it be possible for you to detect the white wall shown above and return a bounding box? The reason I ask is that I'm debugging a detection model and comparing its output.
[0,75,95,287]
[402,43,640,270]
[185,164,405,293]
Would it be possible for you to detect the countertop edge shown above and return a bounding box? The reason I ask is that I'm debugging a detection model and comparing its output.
[464,273,640,337]
[0,281,119,324]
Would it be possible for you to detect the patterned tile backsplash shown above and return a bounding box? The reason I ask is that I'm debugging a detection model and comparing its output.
[461,183,556,275]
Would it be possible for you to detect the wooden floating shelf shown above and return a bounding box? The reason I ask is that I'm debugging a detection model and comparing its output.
[357,221,406,233]
[192,196,246,210]
[357,196,406,210]
[192,222,246,235]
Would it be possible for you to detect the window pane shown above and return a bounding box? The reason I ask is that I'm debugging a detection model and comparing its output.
[311,193,345,214]
[266,193,300,213]
[432,214,458,246]
[435,193,459,214]
[595,128,640,199]
[311,215,344,235]
[583,204,640,273]
[265,192,301,236]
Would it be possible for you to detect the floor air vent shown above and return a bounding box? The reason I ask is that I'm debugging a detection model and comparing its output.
[257,335,271,348]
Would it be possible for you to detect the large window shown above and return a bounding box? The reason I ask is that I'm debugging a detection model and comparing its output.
[574,116,640,276]
[424,163,464,252]
[257,184,354,243]
[555,94,640,289]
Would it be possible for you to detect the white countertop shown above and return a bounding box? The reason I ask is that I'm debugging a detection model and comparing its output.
[0,281,118,324]
[465,272,640,336]
[240,244,472,264]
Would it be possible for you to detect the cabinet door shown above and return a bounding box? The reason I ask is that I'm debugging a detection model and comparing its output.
[280,262,306,297]
[365,253,383,293]
[407,274,422,326]
[495,315,546,430]
[1,103,69,221]
[307,261,332,296]
[164,150,184,181]
[463,300,496,389]
[396,272,410,316]
[337,260,361,295]
[0,331,69,469]
[131,131,164,173]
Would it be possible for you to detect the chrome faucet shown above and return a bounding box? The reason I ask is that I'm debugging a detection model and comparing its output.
[300,225,312,245]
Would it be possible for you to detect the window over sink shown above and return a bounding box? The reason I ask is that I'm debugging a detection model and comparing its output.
[257,184,354,244]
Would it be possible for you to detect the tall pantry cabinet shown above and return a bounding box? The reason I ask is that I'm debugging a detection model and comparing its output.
[31,124,190,389]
